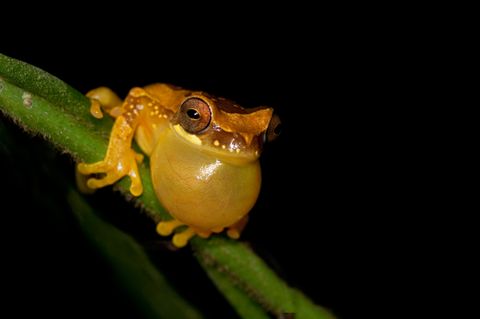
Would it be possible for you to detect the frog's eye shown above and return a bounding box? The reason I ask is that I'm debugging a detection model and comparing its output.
[178,97,212,134]
[266,113,282,142]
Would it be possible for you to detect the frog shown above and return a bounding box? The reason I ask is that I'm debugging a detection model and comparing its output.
[77,84,281,247]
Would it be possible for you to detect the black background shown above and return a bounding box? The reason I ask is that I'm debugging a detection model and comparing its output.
[0,19,399,318]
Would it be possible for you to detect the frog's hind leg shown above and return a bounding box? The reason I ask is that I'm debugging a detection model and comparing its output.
[87,87,123,119]
[226,215,249,239]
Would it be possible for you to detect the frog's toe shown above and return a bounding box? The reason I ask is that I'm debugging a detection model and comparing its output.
[226,228,241,239]
[226,215,249,240]
[172,228,196,248]
[157,219,184,236]
[129,180,143,197]
[86,173,122,189]
[127,161,143,196]
[77,161,107,175]
[77,161,117,191]
[89,98,104,119]
[157,221,211,247]
[196,229,212,238]
[75,166,96,194]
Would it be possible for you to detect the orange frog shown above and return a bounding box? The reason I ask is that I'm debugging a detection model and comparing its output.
[77,84,280,247]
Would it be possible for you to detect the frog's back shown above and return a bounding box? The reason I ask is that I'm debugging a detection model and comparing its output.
[143,83,191,112]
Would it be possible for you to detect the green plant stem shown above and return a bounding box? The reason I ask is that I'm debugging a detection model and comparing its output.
[0,53,91,118]
[193,237,335,319]
[200,261,270,319]
[0,53,334,319]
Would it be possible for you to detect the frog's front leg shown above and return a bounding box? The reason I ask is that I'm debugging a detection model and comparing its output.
[78,87,152,196]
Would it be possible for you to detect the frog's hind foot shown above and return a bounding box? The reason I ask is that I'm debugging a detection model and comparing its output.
[226,215,249,239]
[156,220,212,248]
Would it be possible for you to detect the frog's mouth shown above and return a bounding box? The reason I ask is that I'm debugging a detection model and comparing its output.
[172,124,261,164]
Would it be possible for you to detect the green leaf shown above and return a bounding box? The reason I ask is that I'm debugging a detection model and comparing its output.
[67,188,203,319]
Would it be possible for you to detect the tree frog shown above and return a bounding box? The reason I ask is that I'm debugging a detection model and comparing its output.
[77,84,280,247]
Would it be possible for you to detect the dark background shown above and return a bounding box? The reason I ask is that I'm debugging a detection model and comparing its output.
[0,23,397,318]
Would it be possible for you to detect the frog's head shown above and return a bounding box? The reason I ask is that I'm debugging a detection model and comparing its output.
[172,93,281,163]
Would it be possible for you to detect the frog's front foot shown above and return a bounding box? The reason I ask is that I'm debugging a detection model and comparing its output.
[156,220,212,248]
[77,148,143,196]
